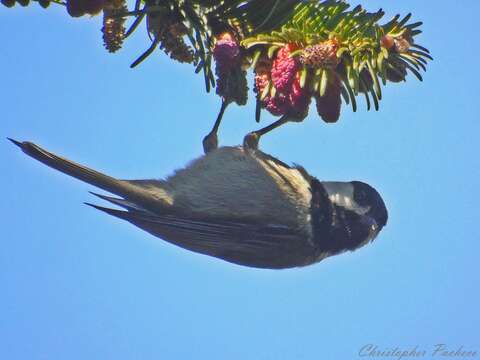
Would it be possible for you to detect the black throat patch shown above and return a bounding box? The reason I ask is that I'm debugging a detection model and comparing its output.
[309,178,334,253]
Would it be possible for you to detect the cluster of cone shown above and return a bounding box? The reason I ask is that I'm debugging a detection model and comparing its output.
[254,40,341,123]
[212,33,248,106]
[64,0,128,53]
[146,10,194,64]
[66,0,105,17]
[1,0,49,8]
[102,0,127,53]
[256,44,310,119]
[381,34,411,83]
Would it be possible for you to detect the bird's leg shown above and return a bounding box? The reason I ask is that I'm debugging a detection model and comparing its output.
[243,115,290,150]
[203,100,228,154]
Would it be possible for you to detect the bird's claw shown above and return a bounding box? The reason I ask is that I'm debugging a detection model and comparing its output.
[243,132,260,150]
[203,132,218,154]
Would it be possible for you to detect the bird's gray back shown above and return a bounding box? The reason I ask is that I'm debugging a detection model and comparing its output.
[162,147,312,231]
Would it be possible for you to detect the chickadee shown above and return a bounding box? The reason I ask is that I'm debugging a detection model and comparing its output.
[9,139,388,269]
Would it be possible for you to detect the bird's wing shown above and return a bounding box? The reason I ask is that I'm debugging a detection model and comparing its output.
[87,196,313,269]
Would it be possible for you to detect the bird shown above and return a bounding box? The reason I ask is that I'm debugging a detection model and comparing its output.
[9,138,388,269]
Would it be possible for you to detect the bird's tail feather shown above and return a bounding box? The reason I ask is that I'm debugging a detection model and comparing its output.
[9,139,168,213]
[89,192,151,213]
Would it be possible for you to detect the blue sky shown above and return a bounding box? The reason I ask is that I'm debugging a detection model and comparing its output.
[1,1,479,359]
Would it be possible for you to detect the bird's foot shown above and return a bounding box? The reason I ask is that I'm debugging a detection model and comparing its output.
[203,132,218,154]
[243,132,260,150]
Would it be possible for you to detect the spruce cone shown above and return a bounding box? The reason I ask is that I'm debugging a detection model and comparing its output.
[84,0,104,15]
[262,79,309,118]
[38,0,50,8]
[161,32,194,63]
[288,73,310,118]
[380,35,395,50]
[254,57,286,115]
[254,73,269,95]
[102,0,127,53]
[254,57,273,80]
[271,44,299,93]
[146,11,194,64]
[216,68,248,106]
[213,33,241,74]
[66,0,86,17]
[315,74,342,123]
[385,62,407,83]
[265,95,289,117]
[214,33,246,104]
[255,57,309,118]
[1,0,16,7]
[301,39,340,69]
[393,36,411,53]
[169,22,189,37]
[381,34,411,53]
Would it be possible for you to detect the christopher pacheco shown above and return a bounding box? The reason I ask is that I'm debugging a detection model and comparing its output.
[359,344,478,359]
